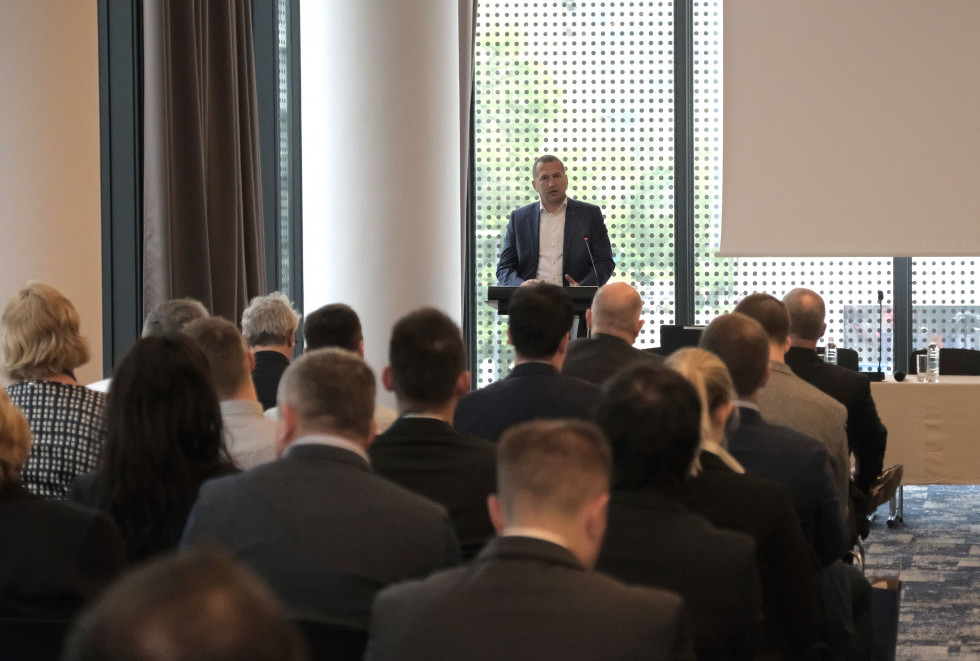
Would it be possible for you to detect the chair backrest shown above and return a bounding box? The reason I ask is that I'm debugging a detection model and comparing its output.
[908,347,980,375]
[0,618,71,661]
[293,619,368,661]
[658,324,704,356]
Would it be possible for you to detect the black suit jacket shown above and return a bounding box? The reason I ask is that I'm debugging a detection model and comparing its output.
[251,350,290,410]
[727,407,850,569]
[785,346,888,491]
[561,333,663,385]
[496,198,615,286]
[596,488,763,660]
[680,451,824,658]
[368,535,694,661]
[454,362,601,442]
[181,443,460,628]
[369,416,497,559]
[0,483,127,619]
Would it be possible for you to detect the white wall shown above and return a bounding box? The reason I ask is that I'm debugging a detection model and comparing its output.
[0,1,103,384]
[301,0,464,405]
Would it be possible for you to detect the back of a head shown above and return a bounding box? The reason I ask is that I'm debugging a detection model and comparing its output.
[389,307,465,408]
[733,293,790,345]
[303,304,362,352]
[1,281,89,381]
[183,317,251,400]
[782,288,826,341]
[142,298,210,337]
[698,313,770,398]
[665,347,736,448]
[0,388,31,489]
[63,547,308,661]
[278,348,375,439]
[507,283,574,359]
[595,363,701,495]
[590,282,643,335]
[240,292,300,348]
[497,419,611,524]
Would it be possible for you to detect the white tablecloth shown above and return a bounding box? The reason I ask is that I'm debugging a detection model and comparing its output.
[872,376,980,485]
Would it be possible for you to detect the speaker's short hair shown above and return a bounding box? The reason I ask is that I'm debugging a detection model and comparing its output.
[278,348,375,439]
[1,281,89,380]
[595,363,702,496]
[507,283,574,359]
[142,298,210,337]
[699,313,770,398]
[532,154,565,178]
[240,293,300,347]
[497,419,611,520]
[389,308,465,407]
[733,293,790,345]
[183,317,251,400]
[303,304,362,352]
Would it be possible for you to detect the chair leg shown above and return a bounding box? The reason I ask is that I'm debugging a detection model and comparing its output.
[887,484,904,527]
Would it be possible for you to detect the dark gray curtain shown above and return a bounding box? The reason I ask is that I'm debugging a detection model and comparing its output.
[142,0,266,323]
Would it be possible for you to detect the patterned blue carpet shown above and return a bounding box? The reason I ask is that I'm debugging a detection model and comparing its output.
[864,485,980,659]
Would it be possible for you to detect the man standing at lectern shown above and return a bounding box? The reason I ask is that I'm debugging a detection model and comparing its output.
[496,155,615,287]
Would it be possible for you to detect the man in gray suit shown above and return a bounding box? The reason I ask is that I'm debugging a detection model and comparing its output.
[734,293,851,512]
[181,348,460,628]
[561,282,662,385]
[367,419,694,661]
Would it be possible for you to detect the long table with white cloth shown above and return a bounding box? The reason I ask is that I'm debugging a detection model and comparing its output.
[871,376,980,485]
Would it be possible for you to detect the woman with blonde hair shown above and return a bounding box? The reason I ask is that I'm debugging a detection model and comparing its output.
[0,387,126,618]
[1,282,106,498]
[666,347,824,659]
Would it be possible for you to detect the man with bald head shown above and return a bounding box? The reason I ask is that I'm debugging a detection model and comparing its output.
[782,288,888,500]
[561,282,661,385]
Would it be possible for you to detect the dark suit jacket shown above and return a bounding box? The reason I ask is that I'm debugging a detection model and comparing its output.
[727,406,850,569]
[785,346,888,491]
[251,350,290,410]
[369,416,497,559]
[680,451,824,658]
[562,333,663,385]
[596,488,763,661]
[453,362,601,442]
[496,198,614,286]
[0,482,126,619]
[368,535,694,661]
[181,443,460,628]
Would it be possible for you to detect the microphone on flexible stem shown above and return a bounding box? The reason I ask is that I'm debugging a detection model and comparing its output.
[868,290,886,382]
[584,237,599,285]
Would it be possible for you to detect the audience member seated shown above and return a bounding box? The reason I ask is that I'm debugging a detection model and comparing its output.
[454,283,600,441]
[184,317,277,469]
[369,308,496,559]
[298,303,396,433]
[87,297,211,394]
[62,547,308,661]
[782,288,889,503]
[241,292,300,411]
[561,282,662,385]
[367,419,694,661]
[0,388,126,619]
[181,348,460,628]
[1,282,106,499]
[734,293,851,511]
[594,363,763,660]
[699,313,869,660]
[666,348,824,659]
[70,335,239,562]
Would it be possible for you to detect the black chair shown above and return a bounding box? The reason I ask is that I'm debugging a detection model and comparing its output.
[0,618,71,661]
[293,619,368,661]
[908,347,980,375]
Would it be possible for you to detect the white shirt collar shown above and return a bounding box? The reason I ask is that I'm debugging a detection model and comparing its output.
[538,197,568,214]
[501,526,569,549]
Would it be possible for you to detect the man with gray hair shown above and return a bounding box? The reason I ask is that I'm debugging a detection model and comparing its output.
[241,292,301,410]
[561,282,661,385]
[182,348,460,627]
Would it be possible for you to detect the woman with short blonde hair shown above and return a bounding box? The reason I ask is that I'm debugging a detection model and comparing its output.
[1,282,106,498]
